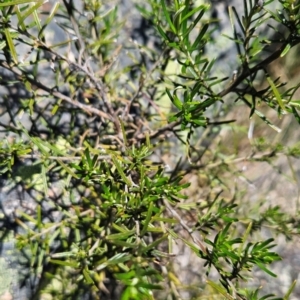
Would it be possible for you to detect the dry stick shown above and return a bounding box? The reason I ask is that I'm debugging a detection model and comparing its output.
[134,120,180,143]
[0,61,111,120]
[163,198,207,254]
[123,47,169,119]
[15,208,94,242]
[69,13,87,68]
[12,25,121,133]
[176,151,280,180]
[218,41,290,98]
[122,74,144,119]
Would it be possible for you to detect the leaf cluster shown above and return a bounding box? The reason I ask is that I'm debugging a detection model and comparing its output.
[0,0,300,299]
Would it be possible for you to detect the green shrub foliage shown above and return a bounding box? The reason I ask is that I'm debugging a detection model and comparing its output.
[0,0,300,299]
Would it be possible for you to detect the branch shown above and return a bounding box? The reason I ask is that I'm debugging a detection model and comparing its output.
[0,61,111,121]
[134,120,181,143]
[218,41,291,98]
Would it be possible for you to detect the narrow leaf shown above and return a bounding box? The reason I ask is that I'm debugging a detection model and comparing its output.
[166,88,178,109]
[141,202,153,236]
[254,109,282,132]
[141,234,169,254]
[280,43,291,57]
[111,156,132,186]
[118,116,127,146]
[18,0,45,26]
[83,266,94,284]
[156,24,169,41]
[267,75,286,111]
[4,28,18,64]
[206,280,235,299]
[180,5,207,24]
[49,259,78,268]
[0,0,37,6]
[161,0,177,33]
[15,6,26,30]
[41,163,48,196]
[284,280,297,300]
[192,23,208,50]
[84,148,92,168]
[56,159,79,179]
[44,1,60,27]
[255,261,277,277]
[106,230,135,240]
[173,92,183,110]
[232,6,246,35]
[182,7,207,38]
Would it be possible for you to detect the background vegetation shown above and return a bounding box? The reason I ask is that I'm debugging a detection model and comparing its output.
[0,0,300,299]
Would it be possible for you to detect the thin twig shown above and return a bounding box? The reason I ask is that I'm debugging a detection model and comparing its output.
[218,42,291,98]
[163,199,207,254]
[0,61,111,120]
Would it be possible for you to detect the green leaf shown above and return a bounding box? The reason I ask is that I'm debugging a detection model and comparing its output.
[17,0,45,28]
[106,229,135,240]
[161,0,177,33]
[0,0,37,6]
[112,223,130,233]
[83,266,94,285]
[39,1,60,37]
[267,75,287,112]
[190,117,207,127]
[41,163,48,196]
[137,282,163,290]
[114,270,136,280]
[219,222,232,240]
[56,159,79,179]
[206,280,235,299]
[50,251,75,258]
[84,147,92,168]
[111,155,132,186]
[254,109,282,132]
[255,261,277,277]
[17,210,38,225]
[284,280,297,300]
[173,5,186,32]
[141,234,169,254]
[4,28,18,64]
[141,202,153,236]
[108,240,137,247]
[292,107,300,124]
[289,100,300,108]
[15,6,26,30]
[37,205,41,229]
[171,91,183,110]
[231,6,246,35]
[156,23,169,41]
[238,222,252,255]
[192,23,208,50]
[182,6,208,39]
[119,116,128,146]
[107,253,131,264]
[49,259,78,268]
[281,43,291,57]
[264,8,282,23]
[253,238,275,251]
[180,5,207,24]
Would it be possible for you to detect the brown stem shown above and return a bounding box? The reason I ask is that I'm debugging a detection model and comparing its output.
[218,42,290,98]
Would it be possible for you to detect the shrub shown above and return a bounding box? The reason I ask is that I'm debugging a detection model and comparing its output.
[0,0,300,299]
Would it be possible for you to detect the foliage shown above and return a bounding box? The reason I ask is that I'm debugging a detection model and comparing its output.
[0,0,300,299]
